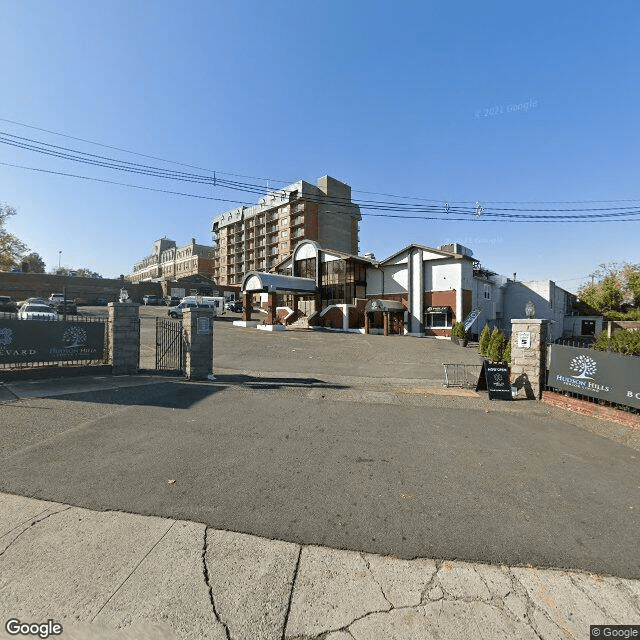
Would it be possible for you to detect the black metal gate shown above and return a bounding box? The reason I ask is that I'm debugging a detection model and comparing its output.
[155,317,185,373]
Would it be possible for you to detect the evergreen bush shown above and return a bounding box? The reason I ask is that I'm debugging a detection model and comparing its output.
[594,329,640,356]
[486,328,502,361]
[451,322,466,339]
[487,327,510,362]
[502,338,511,363]
[478,325,491,355]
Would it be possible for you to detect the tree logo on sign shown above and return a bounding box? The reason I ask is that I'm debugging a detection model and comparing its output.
[569,354,597,379]
[63,326,87,347]
[0,327,13,347]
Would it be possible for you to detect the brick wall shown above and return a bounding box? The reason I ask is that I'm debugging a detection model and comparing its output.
[424,290,457,337]
[609,321,640,334]
[543,390,640,430]
[0,272,162,304]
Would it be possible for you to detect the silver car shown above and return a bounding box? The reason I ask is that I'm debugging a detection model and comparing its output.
[18,304,59,321]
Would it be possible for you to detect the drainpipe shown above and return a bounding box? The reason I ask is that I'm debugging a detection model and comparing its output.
[407,253,412,332]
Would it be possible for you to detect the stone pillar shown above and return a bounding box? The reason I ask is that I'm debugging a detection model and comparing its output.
[383,312,389,336]
[510,319,549,400]
[266,292,277,325]
[107,303,140,375]
[242,292,252,321]
[364,312,370,334]
[182,308,214,381]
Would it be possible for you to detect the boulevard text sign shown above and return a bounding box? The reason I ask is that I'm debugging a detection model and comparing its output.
[0,319,105,364]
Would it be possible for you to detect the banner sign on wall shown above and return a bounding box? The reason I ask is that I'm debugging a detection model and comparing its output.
[548,344,640,410]
[0,319,105,364]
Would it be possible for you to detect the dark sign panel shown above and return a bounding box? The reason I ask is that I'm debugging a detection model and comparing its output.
[477,361,512,400]
[548,344,640,410]
[0,319,105,364]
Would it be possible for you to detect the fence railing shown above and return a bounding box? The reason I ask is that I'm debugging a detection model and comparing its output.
[442,363,483,388]
[0,311,108,370]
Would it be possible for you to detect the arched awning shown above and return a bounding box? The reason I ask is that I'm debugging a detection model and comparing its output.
[241,271,318,295]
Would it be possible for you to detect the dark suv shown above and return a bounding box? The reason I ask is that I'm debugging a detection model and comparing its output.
[0,296,17,312]
[225,300,243,313]
[54,300,78,314]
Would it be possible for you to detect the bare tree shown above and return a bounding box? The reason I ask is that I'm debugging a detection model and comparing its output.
[0,203,29,270]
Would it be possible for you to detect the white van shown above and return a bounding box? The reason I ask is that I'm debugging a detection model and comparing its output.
[179,296,225,315]
[168,299,219,319]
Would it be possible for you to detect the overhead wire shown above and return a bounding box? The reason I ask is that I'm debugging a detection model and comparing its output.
[1,127,640,222]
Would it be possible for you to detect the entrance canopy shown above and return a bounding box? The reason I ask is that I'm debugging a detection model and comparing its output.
[241,271,317,295]
[364,299,404,313]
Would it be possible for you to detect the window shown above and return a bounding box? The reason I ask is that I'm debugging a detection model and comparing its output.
[426,308,452,328]
[281,230,288,237]
[296,257,316,279]
[483,285,491,300]
[581,320,596,336]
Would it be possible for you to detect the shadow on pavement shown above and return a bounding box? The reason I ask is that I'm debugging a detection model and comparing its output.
[15,375,350,409]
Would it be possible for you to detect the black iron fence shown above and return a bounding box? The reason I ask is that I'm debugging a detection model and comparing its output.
[0,311,107,370]
[155,317,185,373]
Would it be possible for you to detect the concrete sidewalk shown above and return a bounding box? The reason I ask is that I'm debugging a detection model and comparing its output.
[1,493,638,640]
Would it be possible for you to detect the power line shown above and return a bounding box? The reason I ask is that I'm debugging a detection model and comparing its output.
[2,128,640,221]
[4,161,640,224]
[3,116,640,207]
[0,116,292,184]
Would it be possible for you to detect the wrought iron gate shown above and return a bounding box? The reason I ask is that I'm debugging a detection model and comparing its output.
[155,317,185,373]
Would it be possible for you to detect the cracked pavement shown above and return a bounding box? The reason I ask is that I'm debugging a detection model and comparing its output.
[1,493,638,640]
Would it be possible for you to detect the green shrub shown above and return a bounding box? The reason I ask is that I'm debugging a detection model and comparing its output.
[594,331,610,351]
[486,328,502,361]
[486,327,510,362]
[605,308,640,321]
[478,325,491,355]
[594,328,640,356]
[502,339,511,364]
[451,322,466,339]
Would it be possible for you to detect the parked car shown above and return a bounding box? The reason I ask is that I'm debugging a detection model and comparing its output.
[94,298,108,306]
[165,296,180,307]
[18,297,50,308]
[225,300,243,313]
[168,300,219,319]
[18,304,58,321]
[53,300,78,314]
[0,296,18,312]
[142,295,161,305]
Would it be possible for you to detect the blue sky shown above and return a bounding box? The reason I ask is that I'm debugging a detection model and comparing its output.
[1,1,638,290]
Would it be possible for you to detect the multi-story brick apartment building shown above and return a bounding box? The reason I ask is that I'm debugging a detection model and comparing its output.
[210,176,361,287]
[128,237,215,284]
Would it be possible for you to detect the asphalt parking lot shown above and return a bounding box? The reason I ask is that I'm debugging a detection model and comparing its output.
[1,305,639,579]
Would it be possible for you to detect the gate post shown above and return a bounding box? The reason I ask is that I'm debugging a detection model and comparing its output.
[182,308,214,380]
[108,303,140,375]
[510,319,549,399]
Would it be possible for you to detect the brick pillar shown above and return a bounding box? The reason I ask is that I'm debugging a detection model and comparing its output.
[266,292,277,325]
[182,308,214,380]
[510,319,549,400]
[365,312,370,334]
[242,292,252,321]
[107,303,140,375]
[383,312,389,336]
